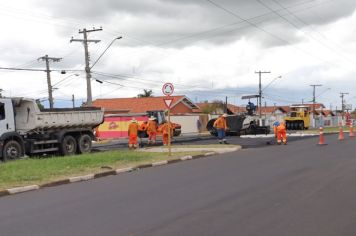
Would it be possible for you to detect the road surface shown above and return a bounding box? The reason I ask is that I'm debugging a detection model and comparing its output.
[1,134,356,236]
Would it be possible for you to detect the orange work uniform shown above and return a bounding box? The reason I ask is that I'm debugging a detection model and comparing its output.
[161,122,172,146]
[213,116,228,143]
[274,122,287,144]
[138,122,148,138]
[128,122,139,148]
[147,120,157,144]
[213,117,227,130]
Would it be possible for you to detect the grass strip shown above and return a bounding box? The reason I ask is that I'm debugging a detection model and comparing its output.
[303,126,351,134]
[0,150,202,190]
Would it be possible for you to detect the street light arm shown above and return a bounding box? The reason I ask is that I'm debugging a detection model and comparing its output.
[90,36,122,69]
[262,75,282,92]
[315,88,331,99]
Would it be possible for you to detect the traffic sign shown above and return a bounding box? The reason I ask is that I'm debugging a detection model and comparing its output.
[162,83,174,96]
[163,97,174,109]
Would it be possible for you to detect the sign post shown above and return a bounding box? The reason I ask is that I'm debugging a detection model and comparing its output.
[162,83,174,156]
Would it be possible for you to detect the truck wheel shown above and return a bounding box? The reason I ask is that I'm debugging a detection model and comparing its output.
[77,134,92,154]
[3,140,22,161]
[299,122,304,130]
[61,135,77,156]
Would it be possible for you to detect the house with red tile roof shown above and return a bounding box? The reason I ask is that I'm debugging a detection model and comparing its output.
[92,95,200,115]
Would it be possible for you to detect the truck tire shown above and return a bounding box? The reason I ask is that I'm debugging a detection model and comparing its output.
[77,134,92,154]
[2,140,23,161]
[60,135,77,156]
[299,122,304,130]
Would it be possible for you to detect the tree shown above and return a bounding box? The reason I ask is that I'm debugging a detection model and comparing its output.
[202,100,225,114]
[137,89,153,98]
[35,99,45,110]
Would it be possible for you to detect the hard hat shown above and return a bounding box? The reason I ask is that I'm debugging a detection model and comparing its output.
[131,118,137,123]
[222,113,228,117]
[273,121,280,126]
[149,116,156,120]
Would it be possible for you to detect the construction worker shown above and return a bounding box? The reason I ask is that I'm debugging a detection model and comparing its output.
[160,121,172,146]
[138,121,148,147]
[273,120,287,145]
[213,113,229,144]
[128,118,139,149]
[147,116,158,145]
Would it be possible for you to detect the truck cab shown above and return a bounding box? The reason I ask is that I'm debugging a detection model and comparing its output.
[0,98,24,160]
[0,99,15,133]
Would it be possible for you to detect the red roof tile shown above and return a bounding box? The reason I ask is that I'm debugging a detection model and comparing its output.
[93,96,191,113]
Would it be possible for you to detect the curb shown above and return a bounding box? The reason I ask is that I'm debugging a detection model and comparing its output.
[0,146,240,198]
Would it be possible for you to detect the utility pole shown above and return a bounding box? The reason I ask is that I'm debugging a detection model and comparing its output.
[38,55,62,109]
[255,71,270,120]
[340,92,349,120]
[225,96,228,113]
[72,94,75,108]
[310,84,322,114]
[310,84,322,128]
[70,27,102,106]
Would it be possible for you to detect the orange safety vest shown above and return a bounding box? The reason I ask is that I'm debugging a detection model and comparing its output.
[147,120,157,133]
[139,122,148,131]
[161,123,172,135]
[213,117,227,129]
[277,123,286,132]
[128,123,139,136]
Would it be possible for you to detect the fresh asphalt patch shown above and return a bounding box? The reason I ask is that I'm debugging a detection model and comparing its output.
[93,133,318,152]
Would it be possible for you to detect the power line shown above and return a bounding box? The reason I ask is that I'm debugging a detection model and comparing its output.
[257,0,356,68]
[204,0,352,70]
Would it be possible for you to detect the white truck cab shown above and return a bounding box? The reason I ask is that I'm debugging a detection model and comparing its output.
[0,99,15,135]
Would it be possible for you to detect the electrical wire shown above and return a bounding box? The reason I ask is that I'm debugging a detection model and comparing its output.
[257,0,356,68]
[204,0,354,71]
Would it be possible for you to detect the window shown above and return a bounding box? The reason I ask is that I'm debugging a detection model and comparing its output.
[0,103,4,120]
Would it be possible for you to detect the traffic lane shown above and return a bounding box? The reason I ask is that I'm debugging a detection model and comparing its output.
[174,134,317,148]
[141,135,356,236]
[0,134,355,235]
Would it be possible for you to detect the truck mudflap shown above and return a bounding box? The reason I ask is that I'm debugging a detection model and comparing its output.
[0,140,3,158]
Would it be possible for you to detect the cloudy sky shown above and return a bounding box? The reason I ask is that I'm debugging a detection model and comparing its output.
[1,0,356,109]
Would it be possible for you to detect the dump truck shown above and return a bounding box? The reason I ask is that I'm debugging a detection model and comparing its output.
[284,105,310,130]
[95,110,181,140]
[0,97,104,160]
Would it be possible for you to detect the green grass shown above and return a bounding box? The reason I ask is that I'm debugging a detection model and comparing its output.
[0,150,202,190]
[170,144,239,148]
[304,126,351,134]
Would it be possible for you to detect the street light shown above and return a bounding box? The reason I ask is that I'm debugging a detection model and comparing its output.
[90,36,122,69]
[262,75,282,92]
[52,73,80,87]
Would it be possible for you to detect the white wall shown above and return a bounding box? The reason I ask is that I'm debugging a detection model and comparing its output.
[171,115,200,134]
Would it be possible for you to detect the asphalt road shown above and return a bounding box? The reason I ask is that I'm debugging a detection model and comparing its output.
[1,134,356,236]
[93,132,314,151]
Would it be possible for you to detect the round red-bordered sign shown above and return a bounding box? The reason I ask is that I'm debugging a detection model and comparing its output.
[162,83,174,96]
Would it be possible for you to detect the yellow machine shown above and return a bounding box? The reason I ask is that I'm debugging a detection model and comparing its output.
[284,105,310,130]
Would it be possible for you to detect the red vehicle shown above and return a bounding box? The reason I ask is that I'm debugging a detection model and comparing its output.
[95,110,181,140]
